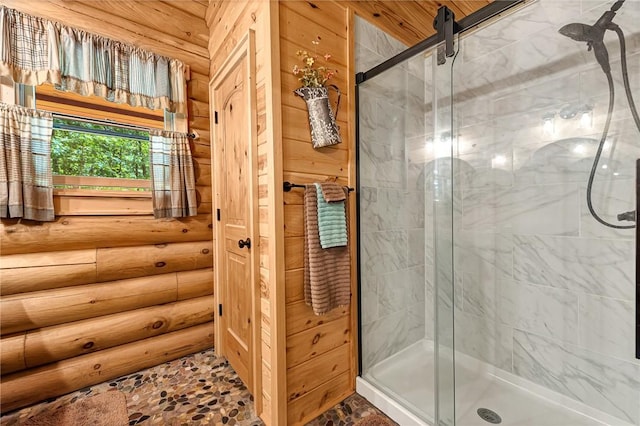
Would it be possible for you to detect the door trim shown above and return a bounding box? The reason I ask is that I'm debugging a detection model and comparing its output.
[209,29,260,397]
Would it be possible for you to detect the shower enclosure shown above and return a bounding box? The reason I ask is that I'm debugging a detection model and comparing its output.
[356,0,640,425]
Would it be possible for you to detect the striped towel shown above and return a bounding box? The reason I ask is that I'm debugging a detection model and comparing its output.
[303,185,351,315]
[319,182,346,202]
[315,183,347,249]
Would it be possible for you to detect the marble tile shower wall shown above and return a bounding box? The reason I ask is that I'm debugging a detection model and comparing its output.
[443,0,640,424]
[355,16,432,372]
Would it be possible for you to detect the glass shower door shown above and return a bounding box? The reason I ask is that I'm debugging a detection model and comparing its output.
[356,30,459,424]
[448,1,640,425]
[354,26,472,426]
[431,37,457,426]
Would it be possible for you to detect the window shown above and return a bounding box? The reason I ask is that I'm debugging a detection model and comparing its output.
[25,84,166,215]
[51,117,151,186]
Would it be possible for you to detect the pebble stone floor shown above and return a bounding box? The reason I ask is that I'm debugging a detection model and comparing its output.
[0,348,391,426]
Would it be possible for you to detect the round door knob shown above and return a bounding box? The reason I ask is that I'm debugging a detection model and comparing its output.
[238,238,251,249]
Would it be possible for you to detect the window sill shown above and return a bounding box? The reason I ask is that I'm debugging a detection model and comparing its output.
[53,190,152,216]
[52,175,153,216]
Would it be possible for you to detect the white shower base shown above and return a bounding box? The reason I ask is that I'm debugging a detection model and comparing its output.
[357,339,632,426]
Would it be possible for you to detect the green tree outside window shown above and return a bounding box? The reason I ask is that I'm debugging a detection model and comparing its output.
[51,118,151,189]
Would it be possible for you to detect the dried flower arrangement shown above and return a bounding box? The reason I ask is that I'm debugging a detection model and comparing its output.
[292,36,337,88]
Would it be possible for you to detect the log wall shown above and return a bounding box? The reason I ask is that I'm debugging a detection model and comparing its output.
[0,0,213,414]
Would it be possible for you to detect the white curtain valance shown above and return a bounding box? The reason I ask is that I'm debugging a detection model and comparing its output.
[0,6,187,114]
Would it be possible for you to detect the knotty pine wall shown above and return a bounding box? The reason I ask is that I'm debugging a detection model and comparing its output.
[206,1,285,425]
[279,2,357,424]
[206,2,358,424]
[0,0,214,413]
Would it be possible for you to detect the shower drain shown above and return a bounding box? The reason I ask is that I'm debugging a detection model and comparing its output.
[477,408,502,424]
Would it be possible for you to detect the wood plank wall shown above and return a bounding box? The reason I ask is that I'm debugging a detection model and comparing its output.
[279,2,357,425]
[0,0,213,414]
[206,1,285,425]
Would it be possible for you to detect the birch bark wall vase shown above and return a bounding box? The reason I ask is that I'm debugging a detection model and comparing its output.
[294,84,341,149]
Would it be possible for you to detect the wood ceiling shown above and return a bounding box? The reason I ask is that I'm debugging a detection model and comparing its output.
[343,0,494,46]
[3,0,492,58]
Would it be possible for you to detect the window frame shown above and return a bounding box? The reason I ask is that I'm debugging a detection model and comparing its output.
[17,83,167,216]
[49,113,153,191]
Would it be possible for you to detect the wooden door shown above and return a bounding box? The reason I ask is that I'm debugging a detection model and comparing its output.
[211,31,258,394]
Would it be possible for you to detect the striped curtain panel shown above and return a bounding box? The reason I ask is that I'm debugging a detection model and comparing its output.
[0,6,60,85]
[0,6,187,114]
[149,130,197,219]
[0,104,54,221]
